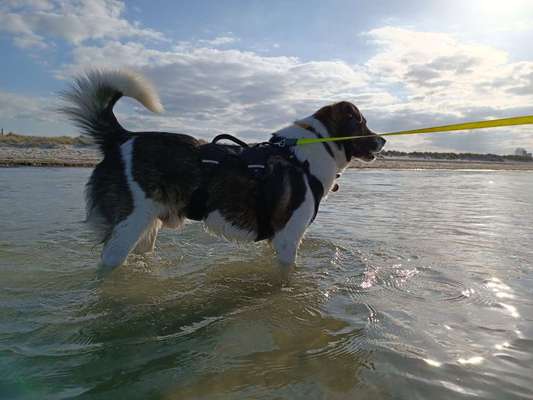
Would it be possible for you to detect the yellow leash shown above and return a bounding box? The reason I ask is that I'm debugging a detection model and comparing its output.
[295,115,533,145]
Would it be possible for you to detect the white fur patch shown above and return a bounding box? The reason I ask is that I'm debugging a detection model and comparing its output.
[66,69,163,116]
[272,175,316,265]
[100,139,161,269]
[273,116,349,194]
[204,211,256,242]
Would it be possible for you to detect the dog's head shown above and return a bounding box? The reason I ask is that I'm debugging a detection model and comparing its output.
[313,101,385,162]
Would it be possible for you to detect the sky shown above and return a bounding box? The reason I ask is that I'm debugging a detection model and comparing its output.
[1,0,533,154]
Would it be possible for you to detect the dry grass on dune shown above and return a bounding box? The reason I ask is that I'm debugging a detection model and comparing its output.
[0,132,91,147]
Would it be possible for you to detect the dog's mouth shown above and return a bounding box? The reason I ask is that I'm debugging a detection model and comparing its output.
[352,135,386,162]
[357,151,381,162]
[359,153,378,162]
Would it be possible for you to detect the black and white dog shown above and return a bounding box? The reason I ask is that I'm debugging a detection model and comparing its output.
[62,69,385,271]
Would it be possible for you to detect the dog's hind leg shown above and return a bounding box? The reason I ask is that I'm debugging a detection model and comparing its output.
[99,138,164,270]
[100,204,160,270]
[133,218,163,254]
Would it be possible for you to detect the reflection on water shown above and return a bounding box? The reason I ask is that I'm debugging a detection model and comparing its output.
[1,168,533,399]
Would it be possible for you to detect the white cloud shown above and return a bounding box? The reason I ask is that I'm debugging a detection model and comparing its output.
[365,27,533,112]
[362,27,533,153]
[2,0,55,11]
[198,36,238,47]
[55,26,533,154]
[1,0,532,154]
[0,8,48,48]
[60,41,372,140]
[0,0,163,48]
[0,90,79,136]
[0,90,56,122]
[0,89,83,136]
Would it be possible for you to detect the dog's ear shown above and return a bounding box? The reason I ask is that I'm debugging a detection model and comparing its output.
[340,101,353,114]
[314,104,333,124]
[313,101,364,137]
[339,101,363,123]
[313,104,335,134]
[332,101,365,137]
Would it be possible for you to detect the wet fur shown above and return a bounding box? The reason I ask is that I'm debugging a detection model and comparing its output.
[61,69,385,271]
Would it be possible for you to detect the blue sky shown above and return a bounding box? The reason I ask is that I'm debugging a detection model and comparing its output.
[1,0,533,154]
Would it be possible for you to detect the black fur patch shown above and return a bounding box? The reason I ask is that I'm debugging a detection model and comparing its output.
[256,160,307,241]
[131,132,203,208]
[86,145,133,242]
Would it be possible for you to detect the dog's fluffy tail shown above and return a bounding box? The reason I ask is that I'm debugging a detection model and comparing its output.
[60,69,163,152]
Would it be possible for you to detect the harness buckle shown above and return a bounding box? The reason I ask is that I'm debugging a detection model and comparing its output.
[270,136,297,148]
[274,137,286,147]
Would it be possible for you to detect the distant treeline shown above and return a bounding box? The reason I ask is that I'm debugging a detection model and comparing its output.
[383,150,533,162]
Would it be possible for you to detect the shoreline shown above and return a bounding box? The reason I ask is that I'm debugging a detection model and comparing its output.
[352,157,533,170]
[1,145,533,170]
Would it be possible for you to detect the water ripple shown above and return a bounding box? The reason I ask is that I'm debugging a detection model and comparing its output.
[2,168,533,399]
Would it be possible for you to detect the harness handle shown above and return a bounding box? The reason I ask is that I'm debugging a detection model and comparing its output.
[212,134,250,148]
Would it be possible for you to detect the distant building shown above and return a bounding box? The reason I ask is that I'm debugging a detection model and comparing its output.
[515,148,532,158]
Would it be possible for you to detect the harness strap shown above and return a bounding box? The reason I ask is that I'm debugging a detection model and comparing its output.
[211,134,249,147]
[188,134,326,237]
[269,134,325,224]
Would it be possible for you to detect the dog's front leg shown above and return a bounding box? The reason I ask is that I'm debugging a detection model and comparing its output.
[271,185,316,268]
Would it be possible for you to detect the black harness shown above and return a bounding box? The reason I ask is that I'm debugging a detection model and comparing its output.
[184,133,325,241]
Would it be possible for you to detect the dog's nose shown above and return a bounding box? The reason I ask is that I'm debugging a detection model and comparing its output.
[368,129,386,151]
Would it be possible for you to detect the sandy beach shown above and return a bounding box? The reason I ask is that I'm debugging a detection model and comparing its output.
[0,144,100,167]
[1,144,533,170]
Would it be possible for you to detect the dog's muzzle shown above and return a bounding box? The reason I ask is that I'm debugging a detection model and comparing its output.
[350,131,386,161]
[364,129,386,154]
[374,136,386,153]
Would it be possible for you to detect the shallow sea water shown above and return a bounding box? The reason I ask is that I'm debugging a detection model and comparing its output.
[1,167,532,399]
